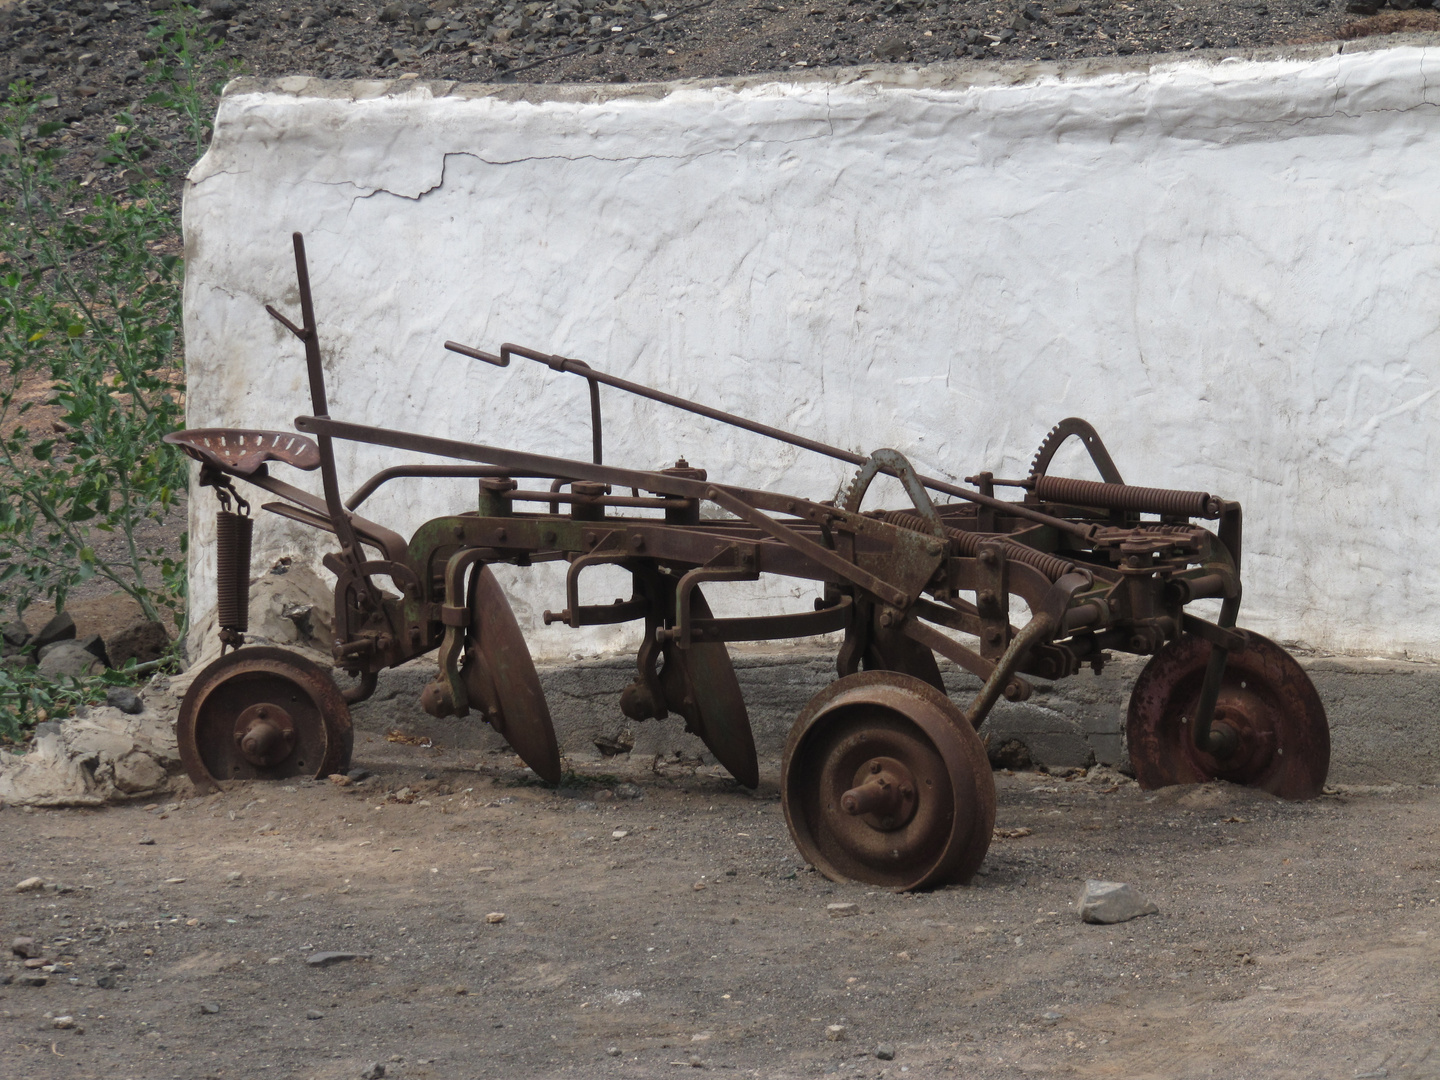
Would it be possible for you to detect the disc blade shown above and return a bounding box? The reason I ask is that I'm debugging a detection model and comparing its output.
[668,588,758,788]
[469,566,562,784]
[1127,630,1329,799]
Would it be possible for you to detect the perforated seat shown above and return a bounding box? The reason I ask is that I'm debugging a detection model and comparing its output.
[164,428,321,477]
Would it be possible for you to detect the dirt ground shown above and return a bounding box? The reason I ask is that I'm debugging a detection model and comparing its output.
[3,710,1439,1080]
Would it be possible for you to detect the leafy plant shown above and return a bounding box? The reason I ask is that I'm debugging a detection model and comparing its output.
[0,90,188,627]
[0,662,147,745]
[0,7,240,739]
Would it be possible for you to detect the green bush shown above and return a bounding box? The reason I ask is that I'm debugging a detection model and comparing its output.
[0,9,238,742]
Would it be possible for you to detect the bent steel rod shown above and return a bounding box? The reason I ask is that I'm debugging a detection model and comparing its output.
[444,340,1097,542]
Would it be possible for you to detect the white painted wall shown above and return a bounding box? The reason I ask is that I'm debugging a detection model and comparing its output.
[183,47,1440,663]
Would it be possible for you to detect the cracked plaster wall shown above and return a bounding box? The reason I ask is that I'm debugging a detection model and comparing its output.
[183,47,1440,663]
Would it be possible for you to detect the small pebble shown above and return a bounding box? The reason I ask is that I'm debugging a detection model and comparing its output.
[485,912,506,924]
[14,876,45,893]
[360,1063,387,1080]
[225,871,242,882]
[95,974,118,989]
[875,1044,896,1061]
[827,903,859,918]
[614,782,643,800]
[826,1024,847,1041]
[199,1002,220,1014]
[137,836,155,845]
[52,1015,75,1029]
[11,936,37,958]
[306,1008,324,1020]
[606,1047,622,1057]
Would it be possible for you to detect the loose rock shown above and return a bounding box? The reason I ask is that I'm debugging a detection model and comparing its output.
[95,974,119,989]
[826,1024,847,1041]
[1077,880,1159,924]
[12,936,38,958]
[14,876,45,892]
[306,1008,324,1019]
[199,1002,220,1014]
[614,782,643,800]
[38,641,105,679]
[485,912,506,924]
[360,1064,387,1079]
[105,619,170,668]
[106,687,145,715]
[33,612,76,650]
[875,1044,896,1060]
[826,902,859,918]
[306,951,368,967]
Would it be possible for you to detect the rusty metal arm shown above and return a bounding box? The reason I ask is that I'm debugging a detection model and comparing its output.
[702,486,911,609]
[444,340,1098,542]
[447,340,604,465]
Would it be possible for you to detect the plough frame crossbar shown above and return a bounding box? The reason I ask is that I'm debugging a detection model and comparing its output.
[164,233,1331,892]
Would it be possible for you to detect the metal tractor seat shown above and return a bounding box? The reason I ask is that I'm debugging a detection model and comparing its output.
[164,428,321,477]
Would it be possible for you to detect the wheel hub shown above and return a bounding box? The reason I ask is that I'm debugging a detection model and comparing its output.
[233,703,297,767]
[840,756,918,831]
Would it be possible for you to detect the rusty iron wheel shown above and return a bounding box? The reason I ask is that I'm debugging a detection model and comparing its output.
[177,647,353,792]
[1126,631,1329,800]
[782,671,995,891]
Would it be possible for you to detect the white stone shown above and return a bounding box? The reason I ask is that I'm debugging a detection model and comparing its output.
[0,695,182,807]
[184,50,1440,662]
[1077,880,1159,924]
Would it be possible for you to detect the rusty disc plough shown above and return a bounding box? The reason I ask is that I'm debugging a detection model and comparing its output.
[166,234,1329,890]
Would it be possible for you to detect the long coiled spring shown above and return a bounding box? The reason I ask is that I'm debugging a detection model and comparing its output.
[880,511,1077,582]
[215,509,253,636]
[1033,475,1221,519]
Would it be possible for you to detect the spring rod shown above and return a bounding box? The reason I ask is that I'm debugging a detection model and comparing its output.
[215,509,253,646]
[881,511,1077,582]
[1033,475,1221,519]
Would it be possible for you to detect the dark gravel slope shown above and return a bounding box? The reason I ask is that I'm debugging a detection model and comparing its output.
[3,0,1438,199]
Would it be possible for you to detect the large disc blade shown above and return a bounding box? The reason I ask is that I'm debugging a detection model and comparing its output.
[662,588,758,788]
[1126,630,1329,800]
[782,671,995,890]
[467,566,562,784]
[177,646,352,792]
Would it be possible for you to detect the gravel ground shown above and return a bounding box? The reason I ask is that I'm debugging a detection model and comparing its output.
[2,727,1439,1079]
[4,0,1440,200]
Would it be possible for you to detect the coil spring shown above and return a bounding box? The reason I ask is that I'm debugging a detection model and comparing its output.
[880,511,1077,583]
[215,510,253,633]
[1033,475,1221,520]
